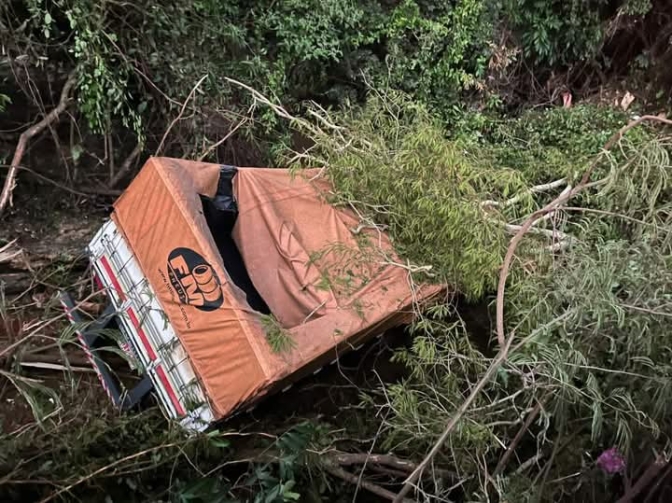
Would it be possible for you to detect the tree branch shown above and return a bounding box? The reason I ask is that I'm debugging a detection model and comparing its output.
[155,75,208,156]
[329,451,457,480]
[0,72,78,215]
[493,397,547,476]
[197,118,247,162]
[481,178,568,208]
[616,455,667,503]
[323,463,416,503]
[109,142,143,188]
[496,115,672,348]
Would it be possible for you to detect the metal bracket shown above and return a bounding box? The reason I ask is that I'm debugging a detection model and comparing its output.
[60,291,154,410]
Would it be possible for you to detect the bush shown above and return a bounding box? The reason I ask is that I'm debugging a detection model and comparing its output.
[2,0,658,154]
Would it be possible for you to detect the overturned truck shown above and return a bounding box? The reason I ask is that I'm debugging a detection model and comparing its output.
[62,158,443,431]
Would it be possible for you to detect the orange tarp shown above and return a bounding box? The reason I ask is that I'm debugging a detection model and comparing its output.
[113,157,444,420]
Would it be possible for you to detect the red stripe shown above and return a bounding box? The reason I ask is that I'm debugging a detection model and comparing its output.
[93,271,105,293]
[126,308,157,361]
[156,365,186,416]
[100,256,125,301]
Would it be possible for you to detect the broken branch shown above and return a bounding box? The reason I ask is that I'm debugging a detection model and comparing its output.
[109,142,143,188]
[323,463,415,503]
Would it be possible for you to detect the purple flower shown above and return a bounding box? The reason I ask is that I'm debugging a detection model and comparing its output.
[597,447,626,474]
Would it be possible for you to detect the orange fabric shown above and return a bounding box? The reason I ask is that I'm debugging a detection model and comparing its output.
[113,157,445,420]
[113,158,267,418]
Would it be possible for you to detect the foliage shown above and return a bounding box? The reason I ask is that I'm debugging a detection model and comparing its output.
[483,105,640,181]
[269,90,672,500]
[261,314,296,353]
[245,421,325,503]
[0,94,10,112]
[286,90,531,298]
[373,0,497,120]
[2,0,672,501]
[503,0,608,66]
[2,0,660,163]
[0,400,326,502]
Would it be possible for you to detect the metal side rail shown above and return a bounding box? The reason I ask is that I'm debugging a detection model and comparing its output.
[82,219,216,432]
[59,291,153,410]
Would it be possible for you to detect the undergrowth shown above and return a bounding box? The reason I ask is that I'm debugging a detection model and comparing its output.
[0,401,329,502]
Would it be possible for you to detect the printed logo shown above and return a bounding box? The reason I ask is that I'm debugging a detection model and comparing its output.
[166,248,223,311]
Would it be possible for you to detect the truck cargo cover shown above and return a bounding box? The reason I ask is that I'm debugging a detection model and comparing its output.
[112,157,444,420]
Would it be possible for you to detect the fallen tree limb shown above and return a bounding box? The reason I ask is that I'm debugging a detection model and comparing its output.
[0,72,77,215]
[616,455,667,503]
[323,463,416,503]
[392,114,672,503]
[330,451,457,480]
[481,178,568,208]
[495,115,672,348]
[493,397,547,477]
[392,334,517,503]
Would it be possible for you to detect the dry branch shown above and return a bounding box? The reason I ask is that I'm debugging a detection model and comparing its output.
[155,75,208,156]
[493,397,547,476]
[197,118,247,161]
[330,451,457,480]
[109,142,143,188]
[0,72,78,215]
[323,463,416,503]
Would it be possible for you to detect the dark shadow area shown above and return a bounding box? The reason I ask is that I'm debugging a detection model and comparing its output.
[199,167,270,314]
